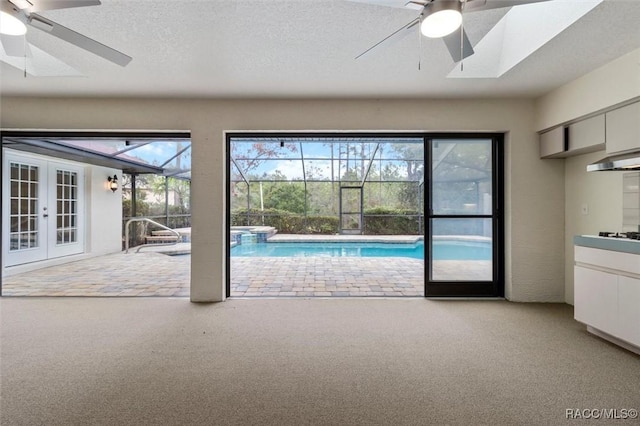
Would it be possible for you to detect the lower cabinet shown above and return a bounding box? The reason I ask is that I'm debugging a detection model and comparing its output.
[574,266,618,334]
[618,276,640,345]
[574,246,640,352]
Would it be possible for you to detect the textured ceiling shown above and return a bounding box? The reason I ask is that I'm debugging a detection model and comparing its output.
[1,0,639,99]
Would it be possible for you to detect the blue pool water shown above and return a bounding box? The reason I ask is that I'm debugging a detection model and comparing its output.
[230,240,491,260]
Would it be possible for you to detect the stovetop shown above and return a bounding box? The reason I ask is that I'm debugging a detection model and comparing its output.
[598,232,640,240]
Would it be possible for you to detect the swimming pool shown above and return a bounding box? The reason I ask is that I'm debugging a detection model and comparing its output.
[230,240,491,260]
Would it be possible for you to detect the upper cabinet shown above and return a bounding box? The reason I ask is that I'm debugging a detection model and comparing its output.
[539,114,605,159]
[568,114,606,155]
[539,126,566,158]
[539,100,639,159]
[606,102,640,155]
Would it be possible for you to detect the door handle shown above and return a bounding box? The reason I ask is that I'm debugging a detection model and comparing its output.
[43,207,48,218]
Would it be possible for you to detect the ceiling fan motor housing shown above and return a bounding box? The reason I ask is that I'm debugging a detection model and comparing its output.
[421,0,463,38]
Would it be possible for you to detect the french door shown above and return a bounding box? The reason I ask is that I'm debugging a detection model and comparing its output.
[2,151,85,267]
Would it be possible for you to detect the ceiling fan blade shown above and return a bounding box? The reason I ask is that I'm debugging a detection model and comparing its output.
[7,0,33,9]
[1,41,82,76]
[355,17,420,59]
[27,13,132,66]
[442,27,474,62]
[345,0,415,9]
[21,0,101,12]
[464,0,552,13]
[0,33,31,57]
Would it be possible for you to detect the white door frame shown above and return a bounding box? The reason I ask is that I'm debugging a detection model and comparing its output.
[2,152,49,266]
[2,150,85,267]
[47,160,85,259]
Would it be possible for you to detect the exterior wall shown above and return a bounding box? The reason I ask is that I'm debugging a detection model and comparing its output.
[0,97,565,302]
[87,165,124,255]
[1,148,123,276]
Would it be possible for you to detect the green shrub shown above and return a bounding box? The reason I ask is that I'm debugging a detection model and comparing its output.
[231,209,338,234]
[232,207,424,235]
[363,207,422,235]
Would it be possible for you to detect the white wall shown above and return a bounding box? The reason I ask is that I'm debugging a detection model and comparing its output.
[534,49,640,304]
[87,165,123,255]
[564,151,623,304]
[535,48,640,131]
[535,49,640,304]
[0,97,566,302]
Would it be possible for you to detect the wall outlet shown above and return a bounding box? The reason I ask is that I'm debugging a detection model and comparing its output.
[581,204,589,215]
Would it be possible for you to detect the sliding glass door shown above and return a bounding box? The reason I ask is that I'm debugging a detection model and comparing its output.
[225,132,503,298]
[425,136,504,297]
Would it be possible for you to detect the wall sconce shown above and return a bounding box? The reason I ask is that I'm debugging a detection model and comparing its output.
[108,175,118,192]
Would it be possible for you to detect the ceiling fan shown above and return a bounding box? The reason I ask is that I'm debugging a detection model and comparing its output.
[0,0,131,68]
[353,0,552,63]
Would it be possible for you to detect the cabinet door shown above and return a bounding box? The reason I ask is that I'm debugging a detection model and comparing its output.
[606,102,640,154]
[618,276,640,346]
[568,114,605,154]
[574,266,618,333]
[539,126,566,158]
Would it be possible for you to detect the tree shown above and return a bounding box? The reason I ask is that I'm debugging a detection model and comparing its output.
[263,182,306,213]
[148,175,191,212]
[390,143,424,181]
[231,142,298,178]
[432,141,492,214]
[230,141,299,212]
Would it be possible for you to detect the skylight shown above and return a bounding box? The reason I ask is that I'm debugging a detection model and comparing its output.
[448,0,603,78]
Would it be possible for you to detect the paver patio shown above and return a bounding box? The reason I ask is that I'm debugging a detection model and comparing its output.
[1,253,425,297]
[1,252,490,297]
[230,257,424,297]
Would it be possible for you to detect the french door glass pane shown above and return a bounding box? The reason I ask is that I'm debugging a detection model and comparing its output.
[431,218,493,282]
[55,169,79,245]
[432,139,492,215]
[9,162,39,251]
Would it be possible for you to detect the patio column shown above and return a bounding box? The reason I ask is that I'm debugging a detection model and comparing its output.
[189,127,225,302]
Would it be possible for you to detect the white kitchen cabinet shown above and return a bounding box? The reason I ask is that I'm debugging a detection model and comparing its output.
[567,114,605,155]
[618,276,640,345]
[574,266,618,333]
[539,126,566,158]
[574,244,640,353]
[623,172,640,233]
[606,101,640,154]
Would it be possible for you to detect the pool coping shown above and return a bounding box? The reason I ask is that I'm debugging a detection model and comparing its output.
[267,234,423,243]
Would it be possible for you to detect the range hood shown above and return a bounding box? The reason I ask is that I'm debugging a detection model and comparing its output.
[587,151,640,172]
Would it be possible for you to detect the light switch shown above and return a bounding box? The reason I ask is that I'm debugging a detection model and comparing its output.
[581,204,589,215]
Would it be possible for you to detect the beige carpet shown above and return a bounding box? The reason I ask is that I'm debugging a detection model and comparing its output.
[1,298,638,425]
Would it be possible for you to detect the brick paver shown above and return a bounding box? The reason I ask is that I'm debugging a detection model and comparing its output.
[2,249,490,297]
[230,257,425,297]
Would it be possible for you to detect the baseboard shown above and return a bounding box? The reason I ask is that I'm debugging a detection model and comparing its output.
[586,326,640,356]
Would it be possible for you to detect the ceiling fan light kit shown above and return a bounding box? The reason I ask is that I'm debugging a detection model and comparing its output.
[0,3,26,35]
[421,0,462,38]
[0,0,132,72]
[354,0,553,64]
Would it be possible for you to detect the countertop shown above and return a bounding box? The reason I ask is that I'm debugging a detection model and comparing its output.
[574,235,640,255]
